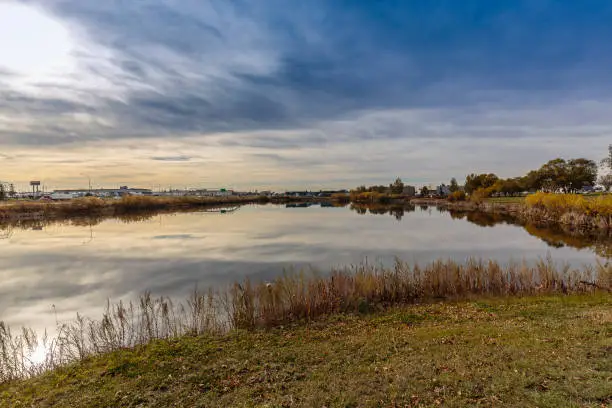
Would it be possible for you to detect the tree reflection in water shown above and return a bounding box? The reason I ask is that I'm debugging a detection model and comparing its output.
[2,204,609,259]
[349,204,611,259]
[350,203,416,221]
[0,206,239,244]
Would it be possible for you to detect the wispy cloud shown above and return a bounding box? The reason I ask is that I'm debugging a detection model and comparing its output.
[151,155,193,162]
[1,0,612,188]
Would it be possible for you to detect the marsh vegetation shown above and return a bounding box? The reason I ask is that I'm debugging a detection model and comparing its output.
[1,257,610,384]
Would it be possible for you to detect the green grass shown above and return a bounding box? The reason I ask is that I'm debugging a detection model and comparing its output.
[3,294,610,408]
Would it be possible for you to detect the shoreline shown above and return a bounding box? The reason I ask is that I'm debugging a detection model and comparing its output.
[1,258,610,383]
[2,194,609,232]
[409,197,611,231]
[0,195,332,224]
[4,295,612,407]
[2,198,610,259]
[2,289,611,405]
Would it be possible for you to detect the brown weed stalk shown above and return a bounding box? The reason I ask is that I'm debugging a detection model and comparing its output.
[0,258,609,383]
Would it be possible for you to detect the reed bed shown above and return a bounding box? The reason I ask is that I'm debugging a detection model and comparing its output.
[0,195,266,221]
[1,258,610,383]
[431,194,612,230]
[523,192,612,229]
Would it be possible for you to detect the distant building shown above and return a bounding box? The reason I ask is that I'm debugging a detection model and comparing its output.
[402,185,416,196]
[164,188,235,197]
[196,189,234,197]
[53,186,152,197]
[436,184,451,197]
[285,191,314,197]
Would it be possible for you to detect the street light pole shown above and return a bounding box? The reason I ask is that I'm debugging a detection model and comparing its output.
[80,173,92,193]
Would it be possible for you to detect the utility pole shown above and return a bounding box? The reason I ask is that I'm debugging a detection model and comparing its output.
[80,173,92,193]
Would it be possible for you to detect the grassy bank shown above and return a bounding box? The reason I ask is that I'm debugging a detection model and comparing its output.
[486,196,526,204]
[1,259,610,383]
[0,195,341,222]
[0,195,336,223]
[521,193,612,229]
[445,210,612,258]
[0,196,265,221]
[410,193,612,231]
[2,294,611,407]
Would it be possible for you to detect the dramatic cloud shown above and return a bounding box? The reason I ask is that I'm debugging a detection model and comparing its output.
[1,0,612,189]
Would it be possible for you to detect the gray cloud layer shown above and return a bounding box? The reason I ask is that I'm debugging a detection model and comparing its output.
[1,1,611,189]
[3,1,610,144]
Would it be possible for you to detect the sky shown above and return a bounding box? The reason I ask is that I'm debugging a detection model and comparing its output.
[0,0,611,191]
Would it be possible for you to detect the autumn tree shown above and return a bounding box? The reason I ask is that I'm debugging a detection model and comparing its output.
[488,178,523,196]
[464,173,498,194]
[534,158,569,192]
[522,158,596,192]
[566,158,598,192]
[371,185,387,194]
[449,177,459,192]
[390,178,404,194]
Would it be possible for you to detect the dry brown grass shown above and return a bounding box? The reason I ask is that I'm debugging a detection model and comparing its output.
[3,295,611,407]
[522,193,612,229]
[1,257,609,384]
[0,195,266,221]
[230,257,611,329]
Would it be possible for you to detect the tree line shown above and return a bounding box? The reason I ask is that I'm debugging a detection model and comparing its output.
[462,146,612,198]
[350,145,611,203]
[353,177,406,195]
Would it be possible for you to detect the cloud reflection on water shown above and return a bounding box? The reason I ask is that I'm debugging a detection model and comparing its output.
[0,205,605,332]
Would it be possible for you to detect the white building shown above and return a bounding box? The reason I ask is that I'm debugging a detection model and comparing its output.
[53,186,152,197]
[436,184,451,196]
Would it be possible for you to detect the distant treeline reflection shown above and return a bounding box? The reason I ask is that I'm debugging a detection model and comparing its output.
[0,206,239,240]
[2,204,609,259]
[349,203,416,220]
[349,204,611,259]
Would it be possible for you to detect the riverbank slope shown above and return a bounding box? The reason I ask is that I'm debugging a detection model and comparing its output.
[410,194,612,231]
[2,294,610,408]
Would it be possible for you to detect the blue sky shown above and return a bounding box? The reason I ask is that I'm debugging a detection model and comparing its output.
[0,0,610,190]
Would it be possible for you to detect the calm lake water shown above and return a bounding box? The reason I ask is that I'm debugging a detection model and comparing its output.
[0,204,608,331]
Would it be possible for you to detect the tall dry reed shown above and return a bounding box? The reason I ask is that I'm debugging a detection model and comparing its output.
[1,258,610,383]
[0,195,267,221]
[523,193,612,229]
